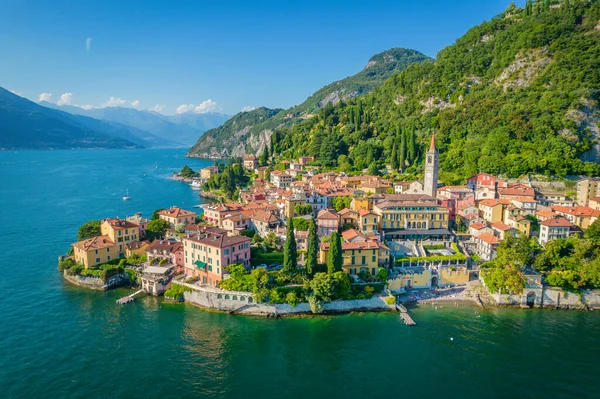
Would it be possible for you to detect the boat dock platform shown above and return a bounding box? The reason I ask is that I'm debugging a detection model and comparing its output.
[116,289,144,305]
[396,304,416,326]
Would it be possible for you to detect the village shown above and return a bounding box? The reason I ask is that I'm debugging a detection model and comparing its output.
[62,134,600,314]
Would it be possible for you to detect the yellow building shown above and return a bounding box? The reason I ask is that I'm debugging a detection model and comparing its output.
[477,199,506,223]
[350,192,373,212]
[125,240,151,258]
[72,235,118,268]
[388,267,432,291]
[284,197,306,219]
[319,240,384,276]
[357,210,379,234]
[373,195,450,231]
[158,207,197,229]
[439,267,470,287]
[101,218,140,257]
[577,178,600,205]
[200,165,219,179]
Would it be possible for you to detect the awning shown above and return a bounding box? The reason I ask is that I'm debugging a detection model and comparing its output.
[194,260,206,269]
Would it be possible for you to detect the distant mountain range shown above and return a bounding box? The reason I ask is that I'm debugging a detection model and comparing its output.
[0,88,142,150]
[39,101,230,147]
[187,48,432,158]
[0,87,230,150]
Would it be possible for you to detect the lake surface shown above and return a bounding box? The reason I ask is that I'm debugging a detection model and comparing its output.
[1,149,599,399]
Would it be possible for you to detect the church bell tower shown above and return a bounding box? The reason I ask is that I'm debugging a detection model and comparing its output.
[423,133,439,198]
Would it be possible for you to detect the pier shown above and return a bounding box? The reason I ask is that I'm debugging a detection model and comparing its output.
[396,304,416,326]
[116,289,144,305]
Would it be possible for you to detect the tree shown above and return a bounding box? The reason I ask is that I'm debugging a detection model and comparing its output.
[331,196,352,211]
[327,232,343,274]
[151,208,165,220]
[292,217,310,231]
[310,272,335,301]
[294,203,313,216]
[305,218,319,276]
[332,271,351,299]
[283,218,297,276]
[391,141,399,170]
[585,219,600,244]
[263,232,280,250]
[77,220,101,241]
[260,146,269,166]
[146,219,171,241]
[179,165,196,178]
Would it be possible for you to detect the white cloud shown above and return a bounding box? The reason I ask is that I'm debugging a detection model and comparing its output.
[10,89,23,96]
[176,99,218,114]
[38,93,53,102]
[150,104,165,113]
[241,105,257,112]
[130,99,140,108]
[57,92,74,106]
[79,104,94,110]
[103,96,127,107]
[85,37,92,52]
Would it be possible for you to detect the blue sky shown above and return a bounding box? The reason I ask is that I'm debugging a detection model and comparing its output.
[0,0,524,115]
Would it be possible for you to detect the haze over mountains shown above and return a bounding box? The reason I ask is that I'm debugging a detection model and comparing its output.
[0,87,229,150]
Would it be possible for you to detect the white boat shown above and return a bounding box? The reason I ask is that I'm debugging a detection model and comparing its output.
[123,188,131,201]
[191,180,202,189]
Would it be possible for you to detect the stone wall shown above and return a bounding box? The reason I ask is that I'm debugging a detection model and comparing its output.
[490,286,600,309]
[63,271,125,291]
[178,281,391,316]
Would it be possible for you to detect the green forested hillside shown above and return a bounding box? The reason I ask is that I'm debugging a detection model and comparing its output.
[187,48,431,158]
[270,0,600,183]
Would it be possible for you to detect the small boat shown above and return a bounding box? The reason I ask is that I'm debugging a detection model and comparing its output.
[155,162,158,169]
[123,188,131,201]
[191,180,202,189]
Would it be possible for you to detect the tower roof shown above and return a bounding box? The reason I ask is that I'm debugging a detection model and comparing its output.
[429,133,436,152]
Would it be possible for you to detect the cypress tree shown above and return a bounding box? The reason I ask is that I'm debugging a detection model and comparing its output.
[399,130,406,169]
[283,218,297,277]
[327,232,343,274]
[391,141,399,170]
[305,218,318,276]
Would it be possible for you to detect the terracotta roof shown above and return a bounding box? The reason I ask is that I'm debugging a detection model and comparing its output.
[551,205,600,217]
[540,217,573,228]
[498,183,535,197]
[147,240,182,253]
[470,222,486,230]
[429,133,436,152]
[72,235,115,251]
[158,207,196,218]
[491,222,515,231]
[185,232,250,248]
[535,209,556,218]
[475,232,499,245]
[317,208,339,220]
[103,218,138,230]
[243,155,256,161]
[250,210,280,224]
[357,209,374,217]
[341,228,366,242]
[338,208,357,216]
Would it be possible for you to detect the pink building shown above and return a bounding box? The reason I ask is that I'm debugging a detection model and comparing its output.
[182,231,251,286]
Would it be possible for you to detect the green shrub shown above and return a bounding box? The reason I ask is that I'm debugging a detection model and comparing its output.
[385,296,396,305]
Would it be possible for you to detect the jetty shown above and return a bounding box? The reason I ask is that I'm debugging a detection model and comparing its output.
[116,289,144,305]
[396,304,416,326]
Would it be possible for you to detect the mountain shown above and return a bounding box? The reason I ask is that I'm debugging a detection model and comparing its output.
[188,107,283,158]
[257,0,600,182]
[39,101,179,148]
[0,88,140,150]
[187,48,431,158]
[41,103,229,147]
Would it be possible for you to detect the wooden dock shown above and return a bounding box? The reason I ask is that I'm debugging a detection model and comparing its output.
[116,289,144,305]
[396,304,416,326]
[116,297,134,305]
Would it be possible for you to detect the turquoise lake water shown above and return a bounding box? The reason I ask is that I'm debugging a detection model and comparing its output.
[1,149,599,399]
